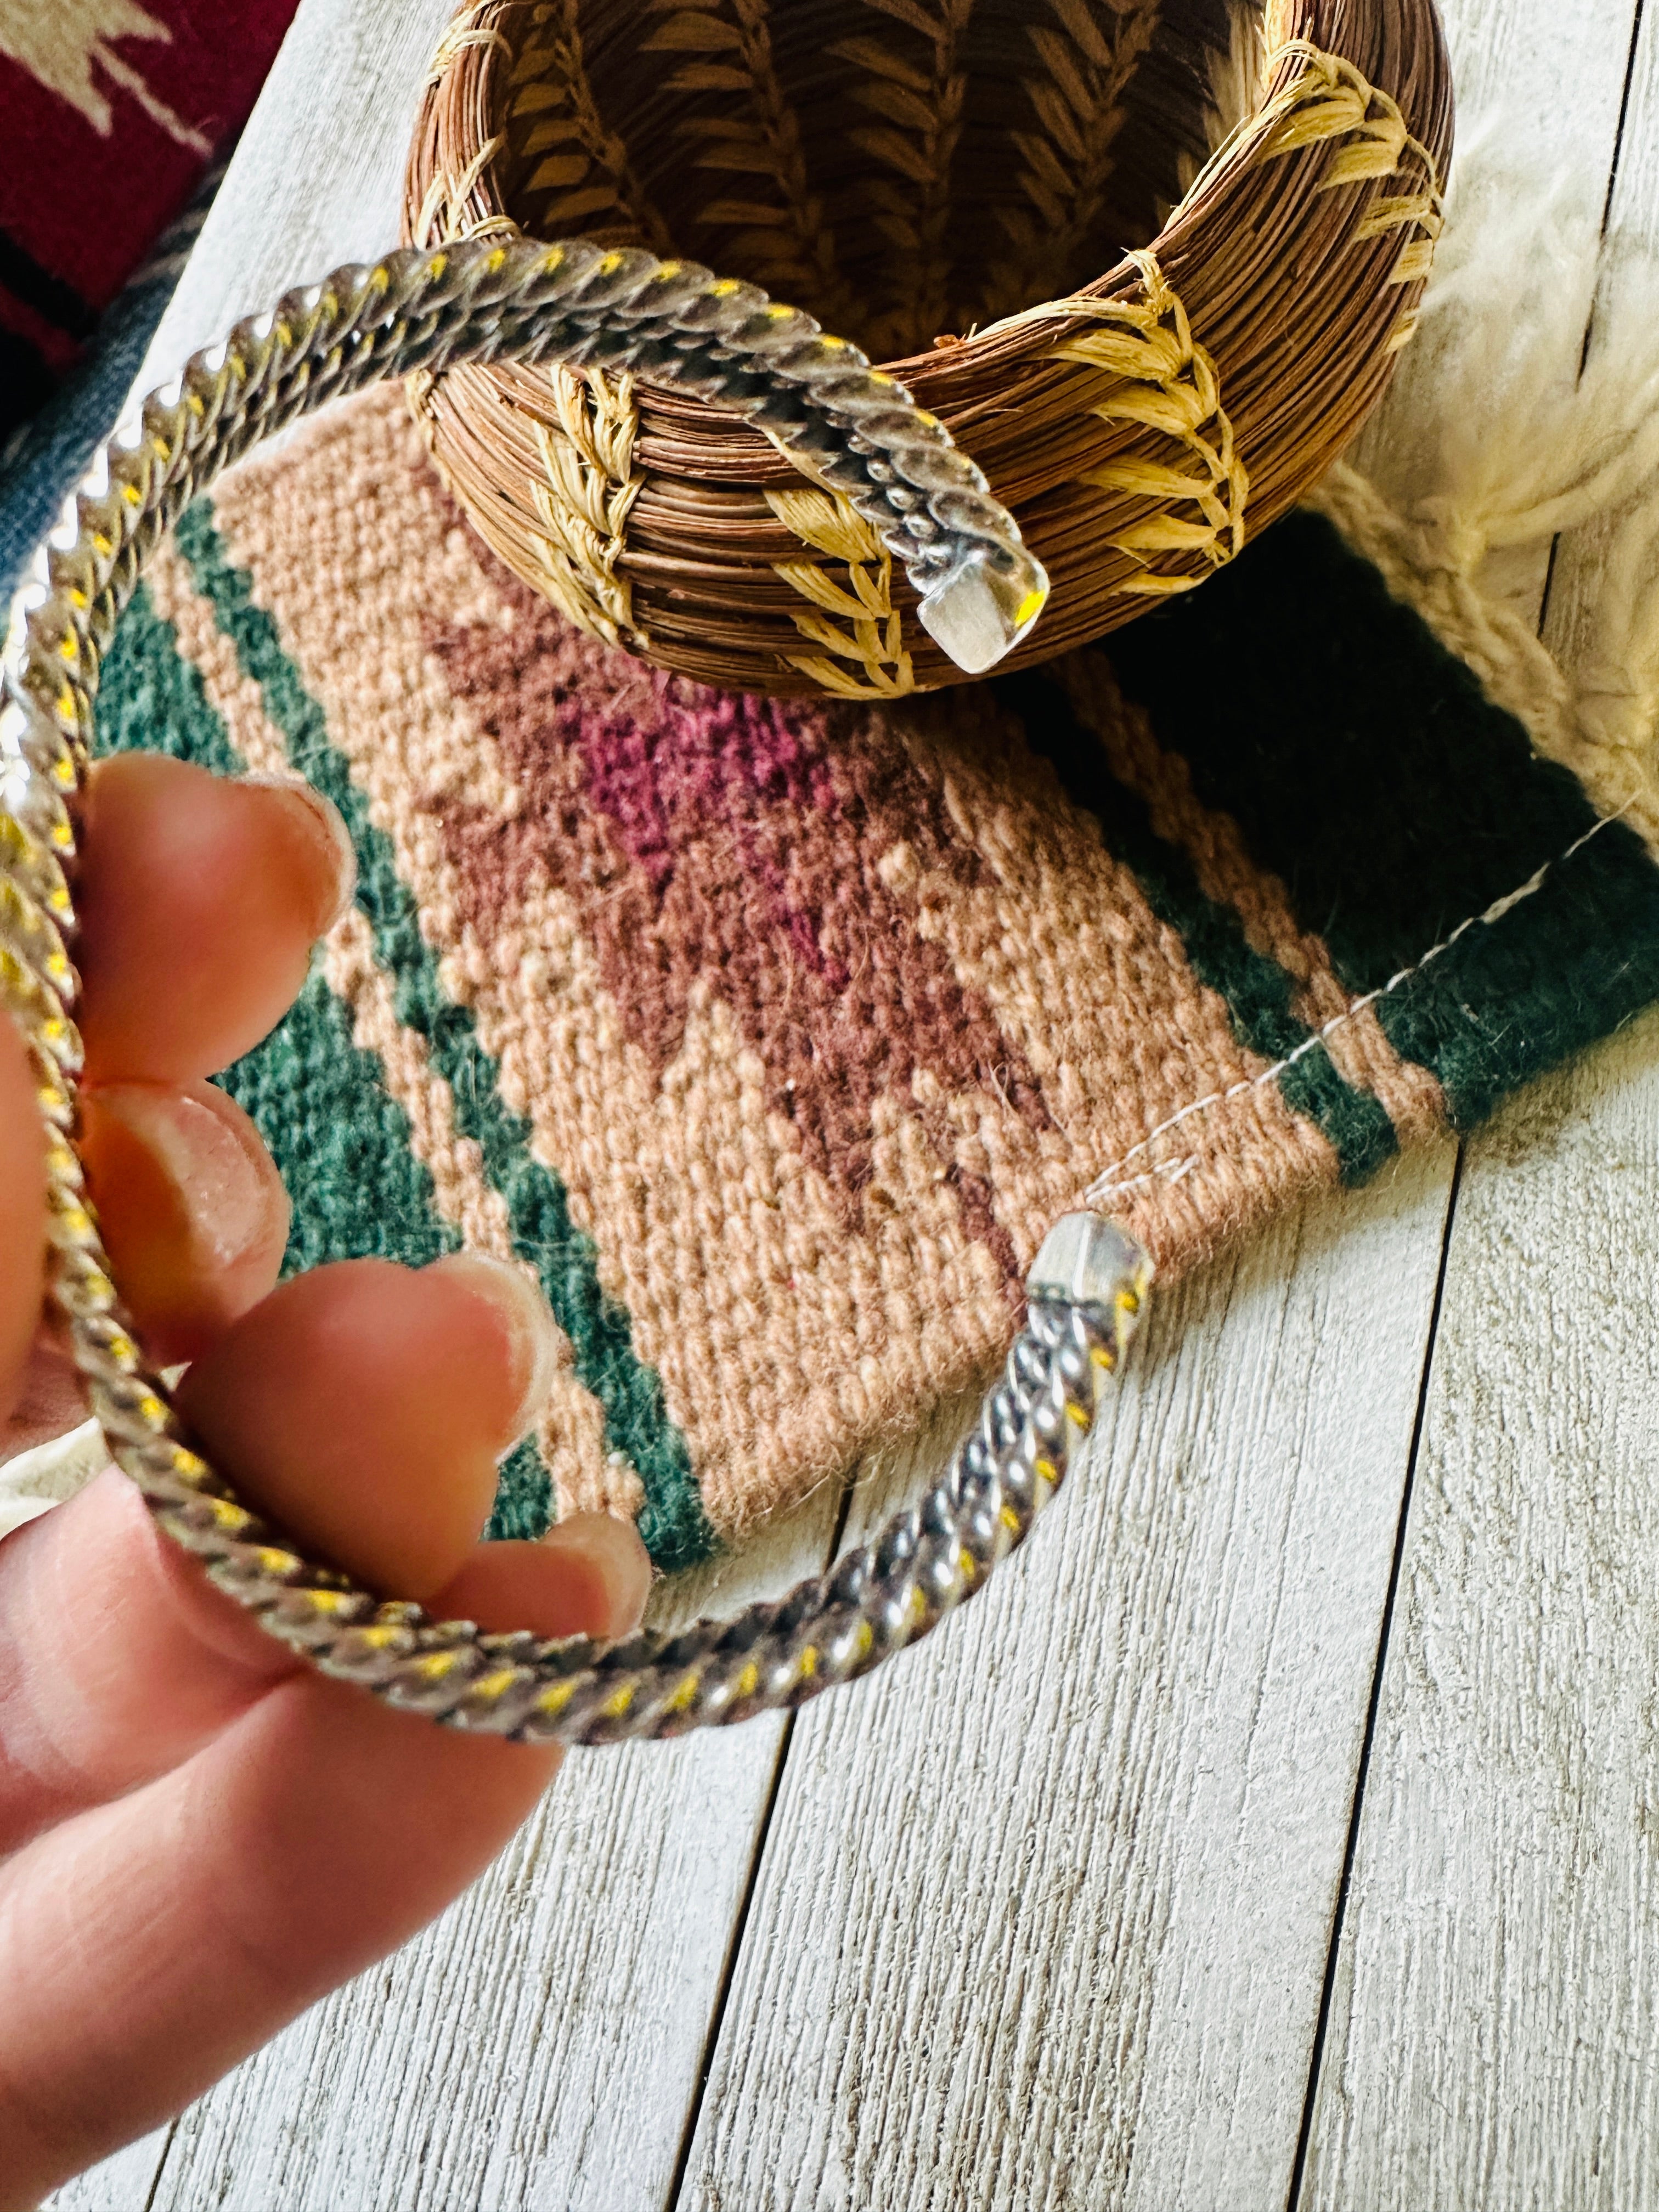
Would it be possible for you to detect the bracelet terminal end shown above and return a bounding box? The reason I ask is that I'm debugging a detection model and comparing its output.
[917,549,1050,674]
[1025,1212,1153,1340]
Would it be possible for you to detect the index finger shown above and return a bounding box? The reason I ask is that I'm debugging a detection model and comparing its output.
[75,752,355,1083]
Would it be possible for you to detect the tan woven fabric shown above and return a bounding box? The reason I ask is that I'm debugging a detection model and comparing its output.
[93,384,1659,1568]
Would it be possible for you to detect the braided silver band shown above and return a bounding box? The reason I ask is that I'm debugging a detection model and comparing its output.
[0,236,1144,1747]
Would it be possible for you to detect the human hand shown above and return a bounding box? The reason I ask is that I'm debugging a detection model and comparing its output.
[0,753,651,2209]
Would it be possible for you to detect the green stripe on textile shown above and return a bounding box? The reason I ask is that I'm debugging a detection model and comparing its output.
[994,669,1398,1185]
[99,582,242,779]
[99,583,551,1542]
[1107,511,1659,1128]
[171,501,712,1570]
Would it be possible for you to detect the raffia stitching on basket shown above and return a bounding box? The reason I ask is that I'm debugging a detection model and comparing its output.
[426,1,511,87]
[523,368,647,651]
[505,0,675,252]
[1252,39,1444,352]
[985,0,1165,321]
[765,486,916,698]
[1051,247,1248,599]
[831,0,973,357]
[644,0,851,320]
[416,12,653,648]
[409,134,514,251]
[406,143,520,470]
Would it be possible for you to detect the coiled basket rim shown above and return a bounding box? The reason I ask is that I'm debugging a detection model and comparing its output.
[400,0,1455,697]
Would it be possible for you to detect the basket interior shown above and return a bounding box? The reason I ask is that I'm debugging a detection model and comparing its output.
[490,0,1261,363]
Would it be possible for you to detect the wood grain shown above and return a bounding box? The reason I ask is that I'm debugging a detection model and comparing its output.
[676,1151,1455,2212]
[1299,7,1659,2202]
[41,0,1658,2204]
[139,1499,842,2212]
[1301,1002,1659,2210]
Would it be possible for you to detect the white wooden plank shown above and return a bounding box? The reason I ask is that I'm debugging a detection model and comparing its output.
[133,0,458,394]
[143,1498,840,2212]
[675,3,1643,2203]
[676,1150,1454,2212]
[1299,12,1659,2202]
[1300,1006,1659,2210]
[40,2130,171,2212]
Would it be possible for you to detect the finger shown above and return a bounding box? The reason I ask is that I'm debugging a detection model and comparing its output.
[0,1534,646,2210]
[177,1253,561,1595]
[78,1081,291,1366]
[0,1469,290,1849]
[76,753,354,1082]
[2,1337,87,1465]
[0,1256,627,1847]
[0,1469,645,1854]
[0,1020,47,1430]
[433,1514,654,1641]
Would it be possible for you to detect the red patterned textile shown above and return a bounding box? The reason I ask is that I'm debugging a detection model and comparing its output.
[0,0,297,438]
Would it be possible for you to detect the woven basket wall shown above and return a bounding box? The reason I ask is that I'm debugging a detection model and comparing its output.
[404,0,1453,699]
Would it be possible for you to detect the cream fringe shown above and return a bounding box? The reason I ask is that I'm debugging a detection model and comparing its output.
[1307,121,1659,853]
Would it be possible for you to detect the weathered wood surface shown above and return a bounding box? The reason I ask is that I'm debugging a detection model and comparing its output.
[1301,1008,1659,2212]
[140,1499,840,2212]
[678,1154,1456,2212]
[1300,7,1659,2204]
[41,0,1659,2203]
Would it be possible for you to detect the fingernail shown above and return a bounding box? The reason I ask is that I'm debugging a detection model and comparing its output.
[541,1512,653,1635]
[427,1251,564,1442]
[247,775,357,935]
[90,1081,287,1274]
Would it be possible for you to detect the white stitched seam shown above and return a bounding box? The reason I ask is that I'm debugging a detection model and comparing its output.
[1084,804,1626,1206]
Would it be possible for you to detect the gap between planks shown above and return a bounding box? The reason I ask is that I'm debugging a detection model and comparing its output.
[42,0,1649,2204]
[1284,1145,1468,2207]
[1291,7,1656,2200]
[1297,1,1659,2202]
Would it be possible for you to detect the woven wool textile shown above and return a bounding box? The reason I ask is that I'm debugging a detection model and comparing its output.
[94,386,1659,1571]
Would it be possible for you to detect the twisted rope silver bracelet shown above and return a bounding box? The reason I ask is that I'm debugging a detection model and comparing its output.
[0,233,1148,1746]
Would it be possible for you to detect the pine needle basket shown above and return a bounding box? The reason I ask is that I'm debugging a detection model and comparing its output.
[404,0,1453,699]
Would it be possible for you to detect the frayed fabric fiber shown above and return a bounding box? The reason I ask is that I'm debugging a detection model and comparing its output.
[78,357,1659,1571]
